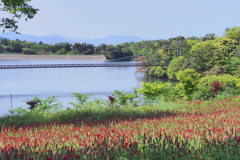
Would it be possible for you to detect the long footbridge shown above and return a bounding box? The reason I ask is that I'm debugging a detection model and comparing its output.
[0,62,167,69]
[0,45,174,69]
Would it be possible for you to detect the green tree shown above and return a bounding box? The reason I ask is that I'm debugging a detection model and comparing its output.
[3,45,11,52]
[36,43,51,55]
[72,43,84,53]
[95,43,107,54]
[225,26,240,42]
[56,48,67,55]
[72,42,94,55]
[146,48,173,78]
[68,50,79,55]
[176,69,200,100]
[22,47,36,54]
[201,33,216,41]
[24,41,35,48]
[189,40,216,72]
[214,38,239,65]
[152,66,168,78]
[82,43,94,55]
[59,42,72,52]
[0,37,10,45]
[170,36,186,57]
[0,0,38,32]
[167,56,190,79]
[227,57,240,77]
[10,39,22,53]
[103,45,133,60]
[51,43,62,53]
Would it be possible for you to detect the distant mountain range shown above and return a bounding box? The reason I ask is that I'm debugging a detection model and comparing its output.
[0,32,146,46]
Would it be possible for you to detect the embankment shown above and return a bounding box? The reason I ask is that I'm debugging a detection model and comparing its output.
[0,54,106,61]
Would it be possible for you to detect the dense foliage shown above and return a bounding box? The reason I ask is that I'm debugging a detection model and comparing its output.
[121,27,240,79]
[0,38,133,59]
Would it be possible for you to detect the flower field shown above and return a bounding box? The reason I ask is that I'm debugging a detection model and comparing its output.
[0,97,240,159]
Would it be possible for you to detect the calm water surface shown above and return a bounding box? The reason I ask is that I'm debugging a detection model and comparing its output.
[0,59,163,116]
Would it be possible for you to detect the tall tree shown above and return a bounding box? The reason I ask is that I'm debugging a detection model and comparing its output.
[0,0,38,32]
[189,40,216,72]
[214,38,239,64]
[225,26,240,42]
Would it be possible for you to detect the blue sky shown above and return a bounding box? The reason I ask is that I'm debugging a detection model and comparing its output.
[16,0,240,40]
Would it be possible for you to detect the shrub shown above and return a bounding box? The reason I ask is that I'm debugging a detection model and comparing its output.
[203,65,228,76]
[12,96,63,115]
[69,93,93,109]
[113,90,140,107]
[199,74,239,88]
[192,85,212,100]
[138,82,171,101]
[176,69,200,100]
[210,81,223,97]
[197,74,240,98]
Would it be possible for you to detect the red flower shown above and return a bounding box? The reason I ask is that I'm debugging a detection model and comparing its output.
[108,95,115,104]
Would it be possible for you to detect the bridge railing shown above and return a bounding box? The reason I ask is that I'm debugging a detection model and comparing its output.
[0,63,168,69]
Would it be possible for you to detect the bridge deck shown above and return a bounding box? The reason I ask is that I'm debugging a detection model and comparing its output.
[0,63,167,69]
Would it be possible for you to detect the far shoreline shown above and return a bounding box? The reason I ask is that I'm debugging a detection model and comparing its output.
[0,54,106,61]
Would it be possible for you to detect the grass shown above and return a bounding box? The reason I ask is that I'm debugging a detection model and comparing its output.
[0,95,239,159]
[0,95,239,128]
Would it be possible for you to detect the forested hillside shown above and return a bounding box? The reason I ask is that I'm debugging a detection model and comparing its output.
[0,27,239,79]
[123,27,240,79]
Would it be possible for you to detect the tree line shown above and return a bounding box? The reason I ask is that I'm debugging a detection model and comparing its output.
[119,27,240,79]
[0,38,133,60]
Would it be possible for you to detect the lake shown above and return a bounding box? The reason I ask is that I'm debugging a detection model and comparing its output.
[0,59,164,116]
